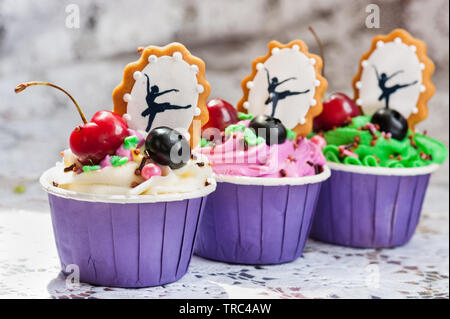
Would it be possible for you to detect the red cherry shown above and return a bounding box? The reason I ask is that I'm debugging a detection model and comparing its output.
[314,93,361,131]
[15,81,129,165]
[306,28,360,132]
[70,111,129,165]
[202,98,239,132]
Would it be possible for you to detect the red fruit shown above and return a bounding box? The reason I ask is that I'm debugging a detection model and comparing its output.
[14,81,129,165]
[70,111,129,164]
[314,93,361,131]
[203,98,239,132]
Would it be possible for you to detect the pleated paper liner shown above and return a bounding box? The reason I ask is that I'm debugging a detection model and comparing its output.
[310,162,440,248]
[40,167,216,288]
[194,167,330,265]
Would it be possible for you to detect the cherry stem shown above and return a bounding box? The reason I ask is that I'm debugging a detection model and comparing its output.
[14,81,88,124]
[308,26,325,77]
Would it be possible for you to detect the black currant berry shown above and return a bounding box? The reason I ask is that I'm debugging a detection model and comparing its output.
[371,108,408,140]
[145,127,191,169]
[249,115,287,146]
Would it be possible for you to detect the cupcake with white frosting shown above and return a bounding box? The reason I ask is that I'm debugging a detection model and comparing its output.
[19,43,216,287]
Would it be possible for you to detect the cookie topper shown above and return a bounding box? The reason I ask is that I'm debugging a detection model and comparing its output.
[113,43,211,147]
[352,29,435,130]
[237,40,327,137]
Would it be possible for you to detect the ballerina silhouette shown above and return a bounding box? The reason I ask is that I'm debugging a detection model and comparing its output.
[373,66,418,109]
[264,68,310,117]
[141,74,192,131]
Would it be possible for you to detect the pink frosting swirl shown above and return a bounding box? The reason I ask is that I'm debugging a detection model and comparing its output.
[197,121,326,178]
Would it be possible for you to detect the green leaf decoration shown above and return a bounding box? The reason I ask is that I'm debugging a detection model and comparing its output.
[200,137,209,147]
[123,135,139,150]
[110,156,128,167]
[225,123,246,137]
[82,165,101,172]
[286,129,296,140]
[244,128,265,146]
[238,112,254,120]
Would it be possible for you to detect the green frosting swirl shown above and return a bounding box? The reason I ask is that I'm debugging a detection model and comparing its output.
[322,115,447,168]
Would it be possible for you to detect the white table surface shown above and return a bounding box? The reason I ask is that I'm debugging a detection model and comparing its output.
[0,188,448,299]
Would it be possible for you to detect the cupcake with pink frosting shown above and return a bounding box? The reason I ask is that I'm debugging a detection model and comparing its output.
[194,39,330,265]
[198,115,326,178]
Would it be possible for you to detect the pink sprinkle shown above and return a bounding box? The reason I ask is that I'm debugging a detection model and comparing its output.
[367,123,377,134]
[339,145,358,158]
[310,135,327,149]
[128,129,145,147]
[342,149,358,158]
[100,155,112,169]
[141,163,162,180]
[116,145,132,161]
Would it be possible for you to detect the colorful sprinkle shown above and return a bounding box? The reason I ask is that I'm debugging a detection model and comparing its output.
[286,129,296,140]
[110,156,128,167]
[338,145,358,158]
[82,165,101,172]
[115,146,132,161]
[64,164,76,172]
[238,112,254,120]
[310,135,326,149]
[314,164,323,174]
[13,184,26,194]
[225,123,246,137]
[243,128,265,146]
[123,135,140,150]
[100,155,112,169]
[200,137,209,147]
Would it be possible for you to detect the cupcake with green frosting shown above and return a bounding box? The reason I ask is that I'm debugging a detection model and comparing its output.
[310,29,448,248]
[322,115,447,168]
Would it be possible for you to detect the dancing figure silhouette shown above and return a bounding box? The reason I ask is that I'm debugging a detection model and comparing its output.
[264,68,310,117]
[141,74,192,131]
[373,66,418,109]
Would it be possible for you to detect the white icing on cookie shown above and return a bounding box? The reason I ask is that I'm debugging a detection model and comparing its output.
[357,40,423,119]
[125,55,200,135]
[244,48,317,130]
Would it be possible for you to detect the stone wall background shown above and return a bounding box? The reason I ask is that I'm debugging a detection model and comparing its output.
[0,0,448,211]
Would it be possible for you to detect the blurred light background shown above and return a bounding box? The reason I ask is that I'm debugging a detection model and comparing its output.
[0,0,448,211]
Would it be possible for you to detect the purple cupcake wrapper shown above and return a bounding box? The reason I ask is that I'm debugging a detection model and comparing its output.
[39,166,216,287]
[195,176,326,265]
[310,165,433,248]
[47,193,207,287]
